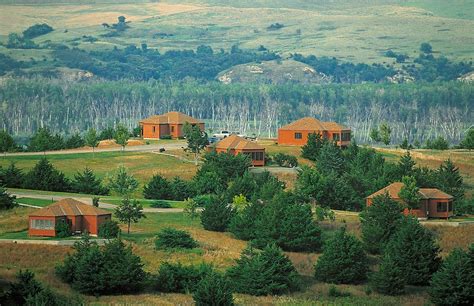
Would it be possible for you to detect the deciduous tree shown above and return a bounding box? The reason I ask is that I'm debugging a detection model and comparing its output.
[115,198,145,234]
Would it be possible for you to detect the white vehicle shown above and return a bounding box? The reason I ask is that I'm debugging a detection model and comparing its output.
[212,130,231,139]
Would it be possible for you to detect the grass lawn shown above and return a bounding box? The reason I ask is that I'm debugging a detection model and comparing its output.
[102,198,186,209]
[16,197,56,207]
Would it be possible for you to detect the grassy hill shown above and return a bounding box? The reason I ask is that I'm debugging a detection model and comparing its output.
[0,0,472,64]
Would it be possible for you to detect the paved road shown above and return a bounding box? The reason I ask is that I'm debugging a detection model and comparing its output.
[12,191,185,213]
[3,142,187,157]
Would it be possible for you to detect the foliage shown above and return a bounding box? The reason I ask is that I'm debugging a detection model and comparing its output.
[317,142,346,175]
[229,200,264,241]
[425,136,449,150]
[360,193,403,254]
[114,124,129,151]
[114,198,145,234]
[28,128,64,152]
[314,228,369,284]
[398,176,421,209]
[420,42,433,54]
[385,217,441,286]
[98,220,120,238]
[429,246,474,306]
[200,196,235,232]
[435,159,464,202]
[379,123,392,145]
[56,235,145,295]
[65,132,85,149]
[397,151,416,178]
[459,127,474,150]
[455,198,474,215]
[301,132,325,161]
[0,130,16,153]
[224,171,258,202]
[183,123,208,165]
[155,262,214,293]
[150,200,172,208]
[155,227,198,250]
[92,196,100,207]
[328,285,351,297]
[170,177,195,200]
[0,185,17,210]
[231,194,249,213]
[55,219,71,238]
[226,244,300,296]
[369,127,381,143]
[99,127,115,140]
[183,197,201,219]
[6,270,45,305]
[193,171,225,195]
[23,23,53,39]
[143,174,172,200]
[72,167,109,195]
[193,272,234,306]
[314,205,335,221]
[107,166,139,198]
[0,162,24,188]
[273,153,298,167]
[6,33,37,49]
[23,158,71,192]
[85,128,100,152]
[370,251,406,295]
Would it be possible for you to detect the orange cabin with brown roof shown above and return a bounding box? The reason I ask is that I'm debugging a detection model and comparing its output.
[366,182,454,219]
[28,198,112,237]
[278,117,351,147]
[140,111,205,139]
[211,134,265,166]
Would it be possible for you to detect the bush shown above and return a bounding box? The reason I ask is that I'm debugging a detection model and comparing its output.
[160,135,172,140]
[150,200,172,208]
[23,23,54,39]
[200,197,235,232]
[429,246,474,306]
[227,244,300,296]
[425,136,449,150]
[314,228,369,284]
[273,153,298,167]
[193,272,234,306]
[0,186,17,210]
[455,198,474,215]
[143,174,172,200]
[328,285,351,297]
[98,220,120,238]
[55,219,71,238]
[155,228,198,250]
[155,262,213,293]
[170,177,195,200]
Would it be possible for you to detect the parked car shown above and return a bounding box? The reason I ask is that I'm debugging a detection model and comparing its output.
[208,136,219,144]
[213,130,231,139]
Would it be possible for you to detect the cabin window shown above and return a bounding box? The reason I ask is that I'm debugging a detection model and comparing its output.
[31,219,54,230]
[153,126,156,133]
[333,133,340,141]
[341,132,351,141]
[249,152,264,161]
[437,202,447,212]
[294,132,302,139]
[171,126,175,133]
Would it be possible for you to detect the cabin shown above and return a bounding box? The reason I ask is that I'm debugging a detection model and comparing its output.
[28,198,112,237]
[210,134,265,166]
[140,111,205,139]
[278,117,351,147]
[366,182,454,219]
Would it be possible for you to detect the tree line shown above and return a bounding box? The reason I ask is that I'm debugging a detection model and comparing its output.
[1,78,472,143]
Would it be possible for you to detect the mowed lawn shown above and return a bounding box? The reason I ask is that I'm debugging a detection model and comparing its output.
[0,151,198,184]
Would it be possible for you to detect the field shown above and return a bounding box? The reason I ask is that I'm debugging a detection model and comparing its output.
[0,0,473,64]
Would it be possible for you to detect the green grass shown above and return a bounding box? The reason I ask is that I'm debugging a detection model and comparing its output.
[103,198,186,209]
[16,197,55,207]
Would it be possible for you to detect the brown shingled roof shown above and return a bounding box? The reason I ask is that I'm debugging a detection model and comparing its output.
[366,182,453,200]
[30,198,111,217]
[214,134,264,151]
[140,111,202,125]
[279,117,348,131]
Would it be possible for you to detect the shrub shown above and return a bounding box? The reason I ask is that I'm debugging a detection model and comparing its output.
[200,197,235,232]
[0,186,17,210]
[160,135,172,140]
[150,200,172,208]
[328,285,351,297]
[155,228,198,250]
[314,228,369,284]
[429,246,474,306]
[92,197,100,207]
[143,174,172,200]
[23,23,54,39]
[193,272,234,306]
[226,244,300,296]
[155,262,213,293]
[55,219,71,238]
[98,220,120,238]
[273,153,298,167]
[170,177,195,200]
[425,136,449,150]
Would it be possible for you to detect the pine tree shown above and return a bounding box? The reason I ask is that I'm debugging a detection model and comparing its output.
[314,228,369,284]
[2,162,24,188]
[429,246,474,306]
[397,151,416,178]
[369,127,381,143]
[301,132,324,161]
[200,197,235,232]
[360,193,403,254]
[226,244,300,296]
[436,159,464,202]
[459,127,474,150]
[370,251,406,295]
[143,174,172,200]
[380,123,392,145]
[193,272,234,306]
[169,177,195,200]
[385,217,441,285]
[0,130,16,156]
[0,185,16,210]
[23,158,70,192]
[108,166,139,198]
[72,167,109,195]
[317,142,345,175]
[229,200,264,240]
[398,175,421,209]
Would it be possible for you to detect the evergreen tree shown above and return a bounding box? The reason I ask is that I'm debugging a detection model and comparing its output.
[114,124,129,152]
[200,197,235,232]
[400,138,409,150]
[369,127,381,143]
[143,174,171,200]
[169,177,195,200]
[7,270,43,305]
[398,175,421,209]
[397,151,416,178]
[108,166,139,198]
[193,171,226,195]
[301,132,324,160]
[459,127,474,150]
[385,217,441,285]
[85,128,100,155]
[29,127,54,152]
[65,132,85,149]
[155,227,198,250]
[183,122,208,165]
[226,244,300,296]
[380,123,392,145]
[193,272,234,306]
[229,200,264,240]
[436,159,464,202]
[429,245,474,306]
[23,158,70,192]
[360,193,403,254]
[0,130,16,156]
[1,162,23,188]
[370,251,406,295]
[0,185,17,210]
[72,167,109,195]
[316,142,345,175]
[314,228,369,284]
[115,198,145,234]
[224,171,258,202]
